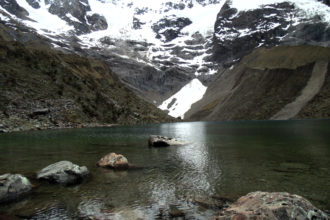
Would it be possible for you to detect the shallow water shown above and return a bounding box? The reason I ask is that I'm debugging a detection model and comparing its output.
[0,120,329,219]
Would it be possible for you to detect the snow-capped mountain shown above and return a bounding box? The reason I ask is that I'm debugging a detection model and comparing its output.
[0,0,329,118]
[210,0,330,67]
[0,0,222,75]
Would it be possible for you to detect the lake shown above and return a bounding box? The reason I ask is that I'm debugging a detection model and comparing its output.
[0,120,329,219]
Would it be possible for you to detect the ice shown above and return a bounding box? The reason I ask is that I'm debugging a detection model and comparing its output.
[158,78,207,118]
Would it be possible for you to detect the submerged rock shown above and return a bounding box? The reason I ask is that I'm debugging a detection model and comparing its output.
[97,153,129,170]
[169,205,185,218]
[213,191,329,220]
[148,135,187,147]
[0,174,32,204]
[37,161,89,185]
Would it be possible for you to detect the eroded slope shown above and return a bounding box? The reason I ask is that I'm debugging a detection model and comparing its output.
[185,45,330,121]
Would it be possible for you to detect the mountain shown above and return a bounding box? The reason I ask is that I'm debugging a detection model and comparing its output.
[0,0,330,120]
[210,0,330,68]
[185,45,330,121]
[0,0,222,106]
[0,25,173,132]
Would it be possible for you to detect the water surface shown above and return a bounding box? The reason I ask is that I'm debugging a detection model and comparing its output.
[0,120,329,219]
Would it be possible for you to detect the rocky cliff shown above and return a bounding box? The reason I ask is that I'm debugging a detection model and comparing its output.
[185,45,330,121]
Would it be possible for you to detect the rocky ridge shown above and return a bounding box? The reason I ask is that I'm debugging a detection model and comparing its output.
[185,45,330,121]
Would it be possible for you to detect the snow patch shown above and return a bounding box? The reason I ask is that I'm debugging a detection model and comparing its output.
[159,78,207,118]
[15,0,73,35]
[66,13,81,23]
[231,0,330,23]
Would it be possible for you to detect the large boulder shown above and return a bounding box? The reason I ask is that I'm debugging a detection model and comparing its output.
[97,153,129,170]
[214,191,329,220]
[148,135,187,147]
[37,161,89,185]
[0,174,32,204]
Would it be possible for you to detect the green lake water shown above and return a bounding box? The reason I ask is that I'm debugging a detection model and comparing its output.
[0,120,329,219]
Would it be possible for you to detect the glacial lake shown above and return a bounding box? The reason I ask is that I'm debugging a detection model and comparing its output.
[0,120,329,219]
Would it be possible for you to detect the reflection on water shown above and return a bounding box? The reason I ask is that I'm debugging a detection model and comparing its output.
[160,122,222,196]
[0,120,329,219]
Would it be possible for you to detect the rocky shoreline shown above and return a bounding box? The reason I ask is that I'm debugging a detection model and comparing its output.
[0,119,117,134]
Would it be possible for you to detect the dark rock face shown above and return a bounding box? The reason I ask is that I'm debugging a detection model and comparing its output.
[0,0,29,19]
[152,16,192,42]
[211,1,330,67]
[318,0,330,6]
[211,1,294,66]
[87,14,108,31]
[37,161,89,185]
[0,174,32,204]
[90,47,194,104]
[46,0,107,34]
[213,191,329,220]
[285,22,330,46]
[132,17,145,30]
[26,0,41,9]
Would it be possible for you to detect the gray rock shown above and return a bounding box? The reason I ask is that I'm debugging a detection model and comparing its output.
[0,0,29,19]
[30,108,50,117]
[152,16,192,42]
[148,135,187,147]
[37,161,89,185]
[0,174,32,204]
[26,0,40,9]
[86,13,108,31]
[214,191,329,220]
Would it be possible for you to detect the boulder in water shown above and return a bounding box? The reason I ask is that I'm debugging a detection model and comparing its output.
[0,174,32,204]
[213,191,329,220]
[37,161,89,185]
[148,135,187,147]
[97,153,129,170]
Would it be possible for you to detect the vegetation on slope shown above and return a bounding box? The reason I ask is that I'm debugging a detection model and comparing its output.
[0,38,173,132]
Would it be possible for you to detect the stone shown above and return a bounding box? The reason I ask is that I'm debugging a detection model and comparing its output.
[169,205,185,218]
[213,191,329,220]
[0,174,32,204]
[193,197,224,209]
[97,153,129,170]
[148,135,187,147]
[30,108,50,117]
[37,161,89,185]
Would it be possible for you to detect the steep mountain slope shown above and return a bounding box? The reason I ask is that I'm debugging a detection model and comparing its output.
[0,0,330,119]
[0,34,173,132]
[0,0,222,103]
[185,45,330,121]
